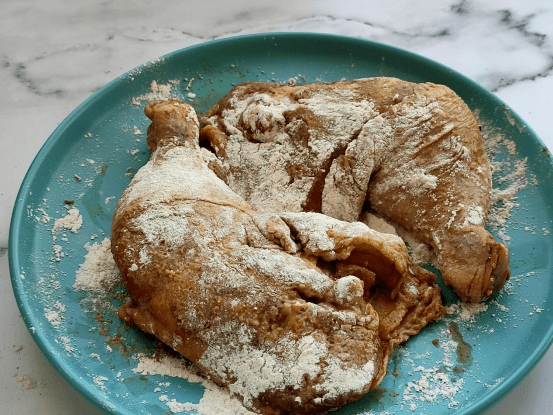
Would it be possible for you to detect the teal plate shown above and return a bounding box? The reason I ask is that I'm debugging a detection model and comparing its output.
[9,33,553,415]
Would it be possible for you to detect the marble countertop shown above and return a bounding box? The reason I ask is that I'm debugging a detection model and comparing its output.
[1,1,552,414]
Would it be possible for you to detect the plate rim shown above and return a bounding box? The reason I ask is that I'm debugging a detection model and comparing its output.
[8,31,553,415]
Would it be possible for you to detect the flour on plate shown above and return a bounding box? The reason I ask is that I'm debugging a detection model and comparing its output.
[133,353,255,414]
[74,238,121,292]
[51,207,83,234]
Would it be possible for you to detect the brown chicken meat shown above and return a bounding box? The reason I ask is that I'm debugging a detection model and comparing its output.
[200,77,510,303]
[111,99,444,414]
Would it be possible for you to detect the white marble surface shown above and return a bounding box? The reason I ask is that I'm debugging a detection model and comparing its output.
[1,0,552,414]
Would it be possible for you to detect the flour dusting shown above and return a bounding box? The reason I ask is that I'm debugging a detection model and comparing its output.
[481,123,530,241]
[445,302,489,323]
[133,353,255,414]
[132,80,180,105]
[51,207,83,234]
[74,238,120,292]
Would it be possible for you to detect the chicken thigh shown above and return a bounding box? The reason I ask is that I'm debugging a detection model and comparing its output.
[200,77,510,302]
[111,99,444,414]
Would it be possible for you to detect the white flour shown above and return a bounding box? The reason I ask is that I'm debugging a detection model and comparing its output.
[132,80,180,105]
[481,124,530,241]
[43,308,62,328]
[402,366,465,409]
[51,207,83,234]
[133,353,255,414]
[445,302,489,323]
[74,238,121,292]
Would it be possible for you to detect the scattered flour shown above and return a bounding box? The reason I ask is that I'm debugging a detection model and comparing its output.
[74,238,120,292]
[132,353,255,414]
[53,244,64,261]
[445,302,489,323]
[34,207,51,223]
[93,375,109,390]
[58,336,75,353]
[17,376,37,390]
[51,207,83,234]
[44,308,62,328]
[402,367,464,409]
[481,126,529,241]
[132,80,180,105]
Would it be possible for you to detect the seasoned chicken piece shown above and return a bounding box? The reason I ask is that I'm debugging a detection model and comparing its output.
[111,100,444,415]
[200,77,510,302]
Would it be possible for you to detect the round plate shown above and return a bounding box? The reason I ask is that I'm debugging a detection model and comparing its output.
[9,33,553,415]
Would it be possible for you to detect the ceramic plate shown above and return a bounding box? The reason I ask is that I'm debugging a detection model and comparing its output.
[9,33,553,415]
